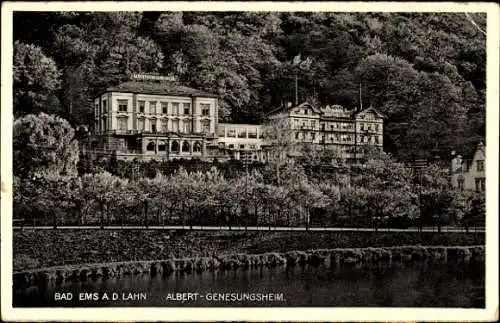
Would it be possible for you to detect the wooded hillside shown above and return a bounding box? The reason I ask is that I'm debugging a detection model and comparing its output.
[13,12,486,161]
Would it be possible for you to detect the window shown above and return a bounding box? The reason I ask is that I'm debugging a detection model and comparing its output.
[171,141,179,153]
[229,144,234,149]
[330,125,334,130]
[475,177,485,192]
[458,178,464,191]
[161,102,168,114]
[118,100,128,112]
[216,126,226,137]
[172,103,179,115]
[182,141,190,152]
[249,144,256,150]
[183,120,191,133]
[248,128,257,138]
[138,101,145,113]
[201,120,211,133]
[183,103,191,115]
[146,142,155,151]
[375,136,379,144]
[375,124,379,131]
[295,132,300,140]
[201,104,210,116]
[311,120,316,128]
[149,102,156,114]
[171,119,179,132]
[238,128,247,138]
[150,119,157,133]
[102,117,107,131]
[161,120,168,133]
[240,144,245,150]
[138,118,145,131]
[477,160,484,172]
[118,118,127,131]
[158,142,166,152]
[95,104,99,116]
[103,100,107,113]
[311,132,316,140]
[304,109,308,115]
[193,141,202,153]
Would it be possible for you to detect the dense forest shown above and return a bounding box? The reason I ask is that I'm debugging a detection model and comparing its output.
[13,11,486,161]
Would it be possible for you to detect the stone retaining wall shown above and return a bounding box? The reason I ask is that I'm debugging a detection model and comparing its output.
[13,245,484,288]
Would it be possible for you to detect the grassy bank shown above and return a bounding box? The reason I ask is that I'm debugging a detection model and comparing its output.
[13,229,484,272]
[13,245,484,287]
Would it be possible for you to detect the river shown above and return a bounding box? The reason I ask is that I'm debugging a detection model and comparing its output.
[13,260,484,307]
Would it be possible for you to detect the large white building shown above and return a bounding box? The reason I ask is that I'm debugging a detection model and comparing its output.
[89,75,384,164]
[91,75,222,161]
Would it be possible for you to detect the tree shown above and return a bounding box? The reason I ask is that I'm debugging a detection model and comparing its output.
[13,113,79,177]
[13,41,62,116]
[81,172,128,228]
[262,117,298,185]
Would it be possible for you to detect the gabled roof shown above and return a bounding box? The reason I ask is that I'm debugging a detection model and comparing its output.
[267,101,321,116]
[354,107,387,119]
[97,81,218,98]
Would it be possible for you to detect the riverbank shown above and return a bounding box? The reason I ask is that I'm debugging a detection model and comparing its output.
[13,245,484,287]
[13,229,484,272]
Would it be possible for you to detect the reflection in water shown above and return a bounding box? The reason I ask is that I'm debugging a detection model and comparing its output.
[14,260,485,307]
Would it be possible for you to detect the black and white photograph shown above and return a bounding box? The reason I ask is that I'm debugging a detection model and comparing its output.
[1,1,498,321]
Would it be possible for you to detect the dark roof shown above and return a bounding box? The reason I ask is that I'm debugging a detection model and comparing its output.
[354,107,387,119]
[99,81,218,98]
[266,102,322,116]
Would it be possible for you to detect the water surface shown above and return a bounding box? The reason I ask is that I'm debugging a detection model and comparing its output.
[14,260,485,307]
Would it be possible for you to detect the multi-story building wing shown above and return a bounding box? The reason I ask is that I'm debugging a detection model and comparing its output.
[265,102,385,163]
[92,76,219,161]
[451,141,486,192]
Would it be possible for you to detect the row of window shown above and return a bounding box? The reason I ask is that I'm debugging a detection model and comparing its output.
[97,100,211,116]
[294,132,381,144]
[217,128,261,139]
[294,119,317,129]
[98,117,211,133]
[359,123,380,131]
[222,143,258,150]
[146,140,202,153]
[457,177,485,192]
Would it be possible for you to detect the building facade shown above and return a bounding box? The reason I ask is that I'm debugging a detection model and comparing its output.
[90,76,222,161]
[450,141,486,192]
[265,102,385,163]
[90,76,384,163]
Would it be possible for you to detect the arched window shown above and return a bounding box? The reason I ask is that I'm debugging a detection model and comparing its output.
[158,141,166,151]
[171,140,179,153]
[182,141,190,152]
[193,141,202,153]
[146,142,155,151]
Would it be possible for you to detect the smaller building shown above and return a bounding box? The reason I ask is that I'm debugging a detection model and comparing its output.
[216,123,267,163]
[450,141,485,192]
